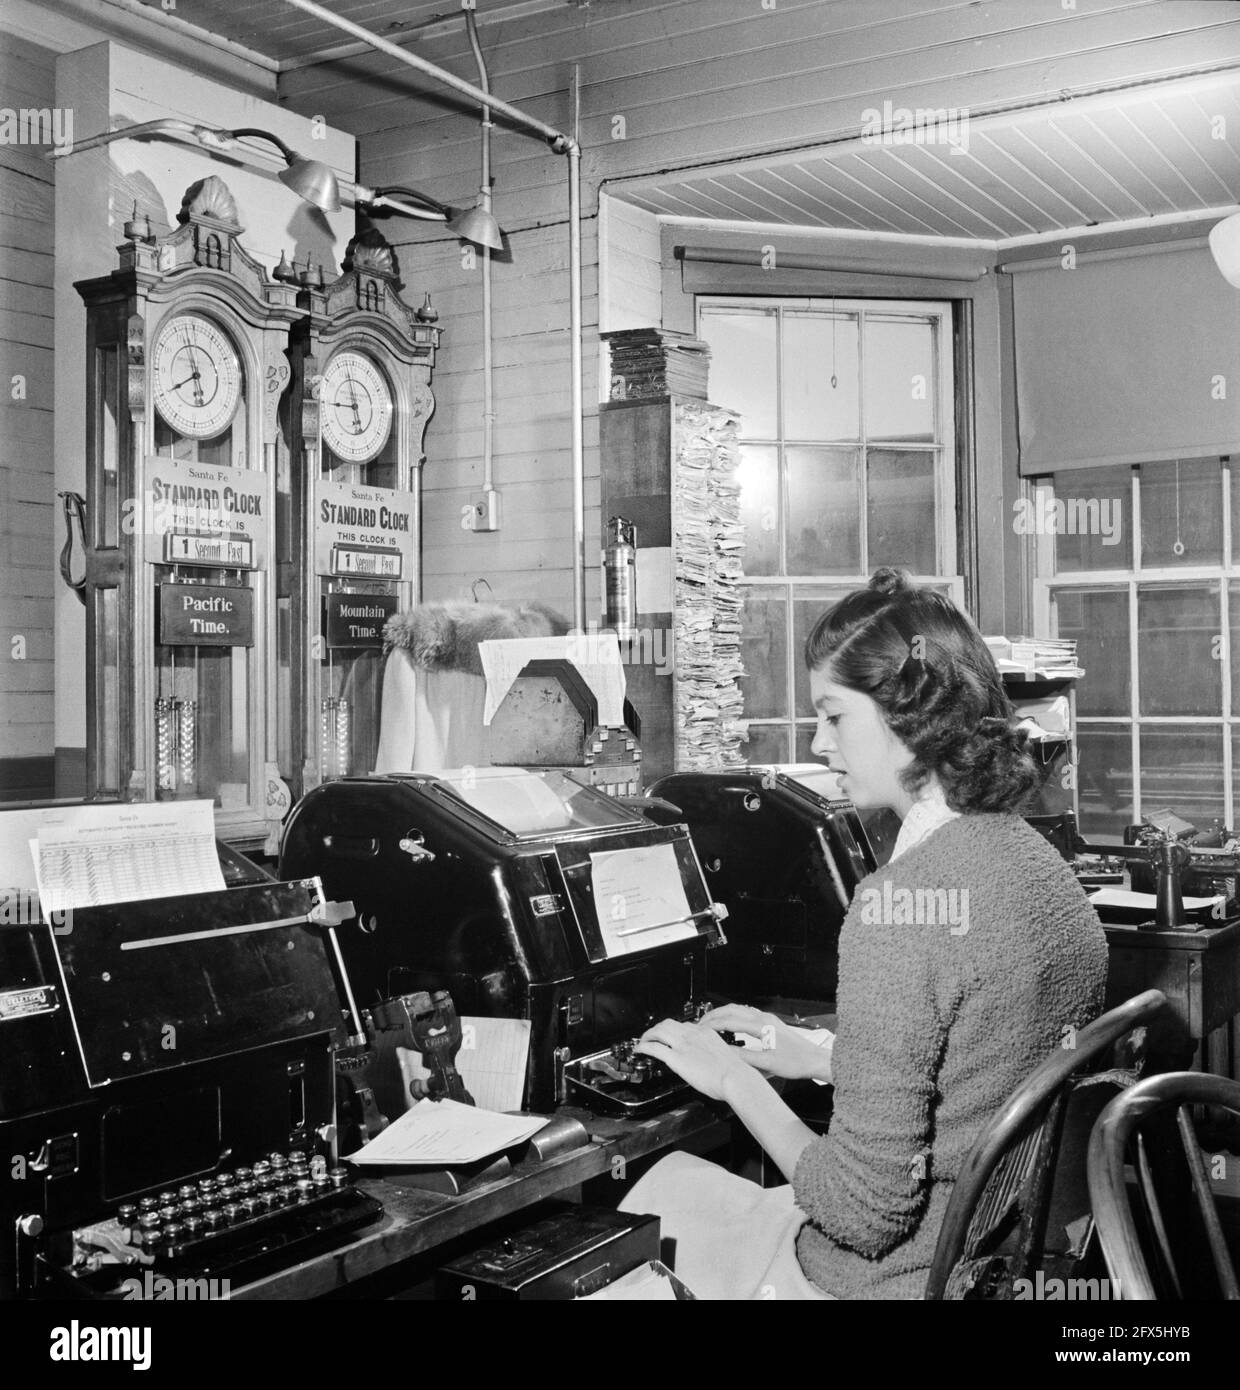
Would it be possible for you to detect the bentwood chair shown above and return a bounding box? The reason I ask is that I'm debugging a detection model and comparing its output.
[925,988,1168,1300]
[1087,1071,1240,1300]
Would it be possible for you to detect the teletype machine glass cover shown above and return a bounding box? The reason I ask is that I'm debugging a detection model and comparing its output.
[279,769,726,1113]
[0,815,379,1299]
[647,767,889,1010]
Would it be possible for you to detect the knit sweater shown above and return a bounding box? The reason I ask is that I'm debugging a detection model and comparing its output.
[792,813,1108,1300]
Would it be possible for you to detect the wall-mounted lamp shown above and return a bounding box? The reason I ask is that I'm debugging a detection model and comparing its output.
[1209,213,1240,287]
[46,118,342,212]
[355,183,505,250]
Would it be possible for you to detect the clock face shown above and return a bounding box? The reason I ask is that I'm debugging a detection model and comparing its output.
[152,313,243,439]
[321,351,394,464]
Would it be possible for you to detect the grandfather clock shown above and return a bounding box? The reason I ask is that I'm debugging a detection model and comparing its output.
[76,177,300,849]
[283,227,439,797]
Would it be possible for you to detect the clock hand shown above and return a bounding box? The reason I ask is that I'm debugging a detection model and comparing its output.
[343,365,364,432]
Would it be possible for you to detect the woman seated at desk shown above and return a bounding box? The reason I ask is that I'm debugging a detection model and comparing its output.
[626,568,1109,1299]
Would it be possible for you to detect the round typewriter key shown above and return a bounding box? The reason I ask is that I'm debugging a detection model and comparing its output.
[142,1229,164,1253]
[328,1167,348,1189]
[258,1192,277,1212]
[178,1185,195,1201]
[203,1210,223,1231]
[183,1216,202,1235]
[158,1205,178,1223]
[216,1171,233,1187]
[222,1203,242,1225]
[157,1190,177,1205]
[279,1183,296,1202]
[162,1222,184,1244]
[116,1204,137,1227]
[313,1176,330,1194]
[295,1179,314,1201]
[216,1186,236,1204]
[240,1198,259,1218]
[234,1166,252,1181]
[139,1212,160,1231]
[288,1150,306,1165]
[139,1197,158,1214]
[269,1152,287,1168]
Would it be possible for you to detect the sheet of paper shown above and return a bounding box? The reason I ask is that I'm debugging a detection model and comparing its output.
[590,842,697,956]
[396,1016,531,1114]
[345,1098,548,1165]
[32,800,224,914]
[1087,887,1225,914]
[635,545,674,615]
[478,635,626,727]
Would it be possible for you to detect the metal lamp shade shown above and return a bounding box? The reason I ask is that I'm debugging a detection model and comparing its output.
[447,203,504,251]
[279,156,342,212]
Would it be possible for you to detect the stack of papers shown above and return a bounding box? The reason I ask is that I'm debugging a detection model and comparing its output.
[986,635,1084,680]
[603,328,711,401]
[673,400,747,769]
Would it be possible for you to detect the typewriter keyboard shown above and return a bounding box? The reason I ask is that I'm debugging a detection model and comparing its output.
[72,1150,383,1289]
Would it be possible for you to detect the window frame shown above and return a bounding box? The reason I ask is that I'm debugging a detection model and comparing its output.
[1031,458,1237,836]
[697,294,963,762]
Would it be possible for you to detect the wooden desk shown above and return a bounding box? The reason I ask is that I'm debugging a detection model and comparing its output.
[1103,917,1240,1069]
[229,1101,732,1300]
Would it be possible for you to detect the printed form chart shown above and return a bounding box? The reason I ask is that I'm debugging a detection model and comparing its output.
[32,802,225,914]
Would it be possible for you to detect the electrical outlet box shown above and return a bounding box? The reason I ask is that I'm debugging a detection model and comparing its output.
[470,488,501,532]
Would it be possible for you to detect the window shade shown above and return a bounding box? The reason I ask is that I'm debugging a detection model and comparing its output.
[1011,243,1240,475]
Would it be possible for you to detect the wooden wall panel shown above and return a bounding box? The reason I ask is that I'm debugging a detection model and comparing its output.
[0,31,57,792]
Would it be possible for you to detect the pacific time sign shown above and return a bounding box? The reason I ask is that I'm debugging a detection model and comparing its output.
[159,583,254,647]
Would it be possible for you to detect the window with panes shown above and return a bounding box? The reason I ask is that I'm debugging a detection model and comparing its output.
[698,297,961,762]
[1033,457,1240,841]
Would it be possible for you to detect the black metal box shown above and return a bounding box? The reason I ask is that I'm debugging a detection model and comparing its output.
[436,1205,660,1300]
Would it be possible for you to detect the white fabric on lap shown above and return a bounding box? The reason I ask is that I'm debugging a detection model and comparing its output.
[618,1152,833,1301]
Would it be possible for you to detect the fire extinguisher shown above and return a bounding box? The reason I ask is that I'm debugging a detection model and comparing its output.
[603,516,637,636]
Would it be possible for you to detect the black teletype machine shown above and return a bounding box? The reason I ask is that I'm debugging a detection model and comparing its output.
[647,767,890,1009]
[0,812,381,1301]
[280,768,729,1114]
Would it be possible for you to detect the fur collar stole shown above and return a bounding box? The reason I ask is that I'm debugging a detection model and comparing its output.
[383,599,570,675]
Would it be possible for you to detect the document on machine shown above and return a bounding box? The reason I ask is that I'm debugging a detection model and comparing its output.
[30,800,225,914]
[345,1099,548,1166]
[590,842,697,956]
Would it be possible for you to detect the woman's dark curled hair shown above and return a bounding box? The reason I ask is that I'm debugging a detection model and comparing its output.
[803,568,1041,814]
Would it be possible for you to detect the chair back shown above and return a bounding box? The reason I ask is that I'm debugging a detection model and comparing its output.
[1087,1070,1240,1300]
[926,988,1167,1299]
